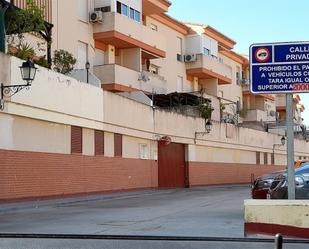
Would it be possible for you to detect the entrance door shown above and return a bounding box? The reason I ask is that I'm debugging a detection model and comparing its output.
[158,142,186,188]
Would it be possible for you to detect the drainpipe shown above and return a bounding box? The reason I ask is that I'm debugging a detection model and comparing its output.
[0,6,6,53]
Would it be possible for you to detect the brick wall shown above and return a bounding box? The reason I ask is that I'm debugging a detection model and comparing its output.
[0,149,158,201]
[189,162,285,186]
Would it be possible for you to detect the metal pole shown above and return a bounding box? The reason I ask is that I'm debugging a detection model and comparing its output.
[86,69,89,84]
[274,234,283,249]
[0,6,6,53]
[286,93,295,199]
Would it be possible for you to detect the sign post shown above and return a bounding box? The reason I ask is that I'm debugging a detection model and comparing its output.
[286,93,295,199]
[250,41,309,199]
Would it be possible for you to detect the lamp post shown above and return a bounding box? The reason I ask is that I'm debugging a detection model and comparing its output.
[0,59,37,110]
[272,136,286,163]
[205,120,212,134]
[194,121,213,144]
[85,61,90,84]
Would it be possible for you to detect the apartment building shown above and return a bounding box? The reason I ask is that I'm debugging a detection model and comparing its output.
[0,0,309,201]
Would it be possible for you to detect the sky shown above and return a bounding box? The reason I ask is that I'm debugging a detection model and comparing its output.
[168,0,309,125]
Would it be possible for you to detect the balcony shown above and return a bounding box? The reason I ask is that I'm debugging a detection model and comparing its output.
[93,64,167,94]
[242,84,275,101]
[186,54,232,84]
[93,12,166,58]
[142,0,171,15]
[244,109,276,123]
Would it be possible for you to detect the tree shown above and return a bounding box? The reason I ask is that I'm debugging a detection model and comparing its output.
[53,49,77,74]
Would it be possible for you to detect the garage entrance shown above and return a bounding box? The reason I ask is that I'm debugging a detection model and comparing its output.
[158,142,187,188]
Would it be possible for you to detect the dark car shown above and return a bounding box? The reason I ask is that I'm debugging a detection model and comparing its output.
[251,160,309,199]
[251,170,285,199]
[269,162,309,199]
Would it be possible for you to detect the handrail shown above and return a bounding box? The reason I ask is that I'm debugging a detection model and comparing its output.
[0,233,308,244]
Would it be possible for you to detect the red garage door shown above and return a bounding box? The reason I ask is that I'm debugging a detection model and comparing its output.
[158,143,187,188]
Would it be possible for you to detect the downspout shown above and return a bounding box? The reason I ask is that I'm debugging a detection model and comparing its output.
[0,5,7,53]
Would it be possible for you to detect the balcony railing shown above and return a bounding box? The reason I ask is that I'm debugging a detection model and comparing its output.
[186,54,232,83]
[93,64,167,94]
[244,109,276,122]
[93,12,166,56]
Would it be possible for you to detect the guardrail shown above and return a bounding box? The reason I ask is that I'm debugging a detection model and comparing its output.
[0,233,307,247]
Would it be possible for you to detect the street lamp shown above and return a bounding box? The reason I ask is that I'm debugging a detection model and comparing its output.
[0,59,37,110]
[85,61,90,83]
[205,120,212,133]
[281,136,286,146]
[194,120,213,143]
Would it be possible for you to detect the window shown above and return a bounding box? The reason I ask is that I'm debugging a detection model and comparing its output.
[256,152,260,164]
[116,1,128,16]
[117,1,121,13]
[176,54,183,62]
[114,133,122,157]
[130,8,134,19]
[271,153,275,165]
[219,57,224,63]
[176,37,183,61]
[134,10,140,22]
[78,0,88,22]
[95,6,111,12]
[264,152,268,165]
[95,130,104,156]
[139,144,149,159]
[71,126,82,154]
[129,8,140,22]
[77,41,88,69]
[150,23,158,31]
[236,66,241,85]
[121,3,128,16]
[149,64,159,75]
[203,48,210,56]
[219,90,224,98]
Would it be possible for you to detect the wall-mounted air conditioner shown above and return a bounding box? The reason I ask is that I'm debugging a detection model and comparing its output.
[184,54,197,62]
[89,11,103,23]
[138,72,150,82]
[241,78,249,85]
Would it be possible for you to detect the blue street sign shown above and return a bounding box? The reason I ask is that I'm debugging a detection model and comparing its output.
[250,41,309,94]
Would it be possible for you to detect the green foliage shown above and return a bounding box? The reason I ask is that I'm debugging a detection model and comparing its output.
[239,108,248,118]
[9,42,34,60]
[35,55,49,68]
[6,0,46,35]
[53,49,77,74]
[198,101,214,122]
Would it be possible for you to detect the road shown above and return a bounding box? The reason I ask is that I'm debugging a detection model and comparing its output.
[0,185,308,248]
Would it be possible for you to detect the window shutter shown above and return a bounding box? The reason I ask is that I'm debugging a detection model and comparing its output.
[256,152,260,165]
[114,133,122,157]
[95,130,104,156]
[71,126,82,154]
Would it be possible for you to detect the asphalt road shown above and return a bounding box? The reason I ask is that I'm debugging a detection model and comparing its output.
[0,185,308,248]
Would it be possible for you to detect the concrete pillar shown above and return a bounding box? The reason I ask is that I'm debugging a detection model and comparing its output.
[193,77,199,91]
[104,44,115,64]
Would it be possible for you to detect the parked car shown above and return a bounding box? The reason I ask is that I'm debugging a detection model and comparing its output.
[251,160,309,199]
[269,162,309,199]
[251,170,285,199]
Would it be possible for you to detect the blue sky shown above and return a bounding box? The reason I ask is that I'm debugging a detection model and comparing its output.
[169,0,309,125]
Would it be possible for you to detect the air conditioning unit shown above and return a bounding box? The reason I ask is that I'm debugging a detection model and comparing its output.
[241,78,249,85]
[269,110,276,117]
[184,54,197,62]
[138,72,150,82]
[89,11,103,23]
